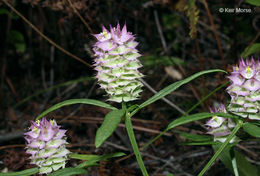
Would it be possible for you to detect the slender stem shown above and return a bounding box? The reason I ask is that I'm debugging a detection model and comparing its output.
[140,129,167,151]
[198,120,243,176]
[125,113,149,176]
[231,147,239,176]
[186,81,229,114]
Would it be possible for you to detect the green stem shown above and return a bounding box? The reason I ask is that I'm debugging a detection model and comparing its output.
[186,81,229,114]
[198,120,243,176]
[141,129,167,151]
[231,147,239,176]
[125,113,149,176]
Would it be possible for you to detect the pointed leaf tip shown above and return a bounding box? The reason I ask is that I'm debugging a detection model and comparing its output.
[95,109,125,148]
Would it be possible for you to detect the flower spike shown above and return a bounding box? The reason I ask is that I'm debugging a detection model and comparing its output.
[92,23,143,102]
[24,117,70,174]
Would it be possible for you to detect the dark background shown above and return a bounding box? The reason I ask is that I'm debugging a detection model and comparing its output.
[0,0,259,175]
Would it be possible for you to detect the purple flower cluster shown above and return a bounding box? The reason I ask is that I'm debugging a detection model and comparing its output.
[24,117,70,174]
[92,23,143,102]
[227,58,260,120]
[206,104,239,143]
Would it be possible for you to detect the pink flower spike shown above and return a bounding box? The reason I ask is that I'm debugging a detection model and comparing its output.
[24,118,70,174]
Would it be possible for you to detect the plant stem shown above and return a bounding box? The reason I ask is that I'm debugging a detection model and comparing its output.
[186,81,229,114]
[125,113,149,176]
[231,147,239,176]
[198,120,243,176]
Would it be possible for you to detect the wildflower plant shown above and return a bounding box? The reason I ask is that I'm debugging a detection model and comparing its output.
[3,21,260,176]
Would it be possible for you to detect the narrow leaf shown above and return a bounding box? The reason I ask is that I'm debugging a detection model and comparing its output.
[230,148,239,176]
[35,99,117,120]
[139,69,226,109]
[125,114,149,176]
[180,141,217,145]
[76,161,99,168]
[241,43,260,57]
[95,109,125,148]
[74,152,125,169]
[245,0,260,6]
[167,112,235,131]
[243,122,260,137]
[176,131,212,142]
[235,150,258,176]
[142,112,236,150]
[48,168,87,176]
[70,152,125,161]
[0,168,39,176]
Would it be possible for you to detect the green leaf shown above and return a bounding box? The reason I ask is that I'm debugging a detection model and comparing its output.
[70,152,125,161]
[8,30,26,53]
[245,0,260,6]
[235,150,258,176]
[95,109,125,148]
[48,168,87,176]
[0,168,39,176]
[180,141,217,145]
[167,112,235,131]
[0,8,9,15]
[230,148,239,176]
[166,174,174,176]
[241,43,260,57]
[176,131,212,142]
[74,152,125,168]
[35,99,117,120]
[76,162,99,168]
[125,114,149,176]
[0,8,19,19]
[139,69,226,109]
[243,122,260,138]
[141,112,236,151]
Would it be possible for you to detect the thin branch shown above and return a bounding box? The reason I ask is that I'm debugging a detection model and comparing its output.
[140,78,187,115]
[66,0,93,33]
[2,0,92,68]
[202,0,225,69]
[153,10,167,51]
